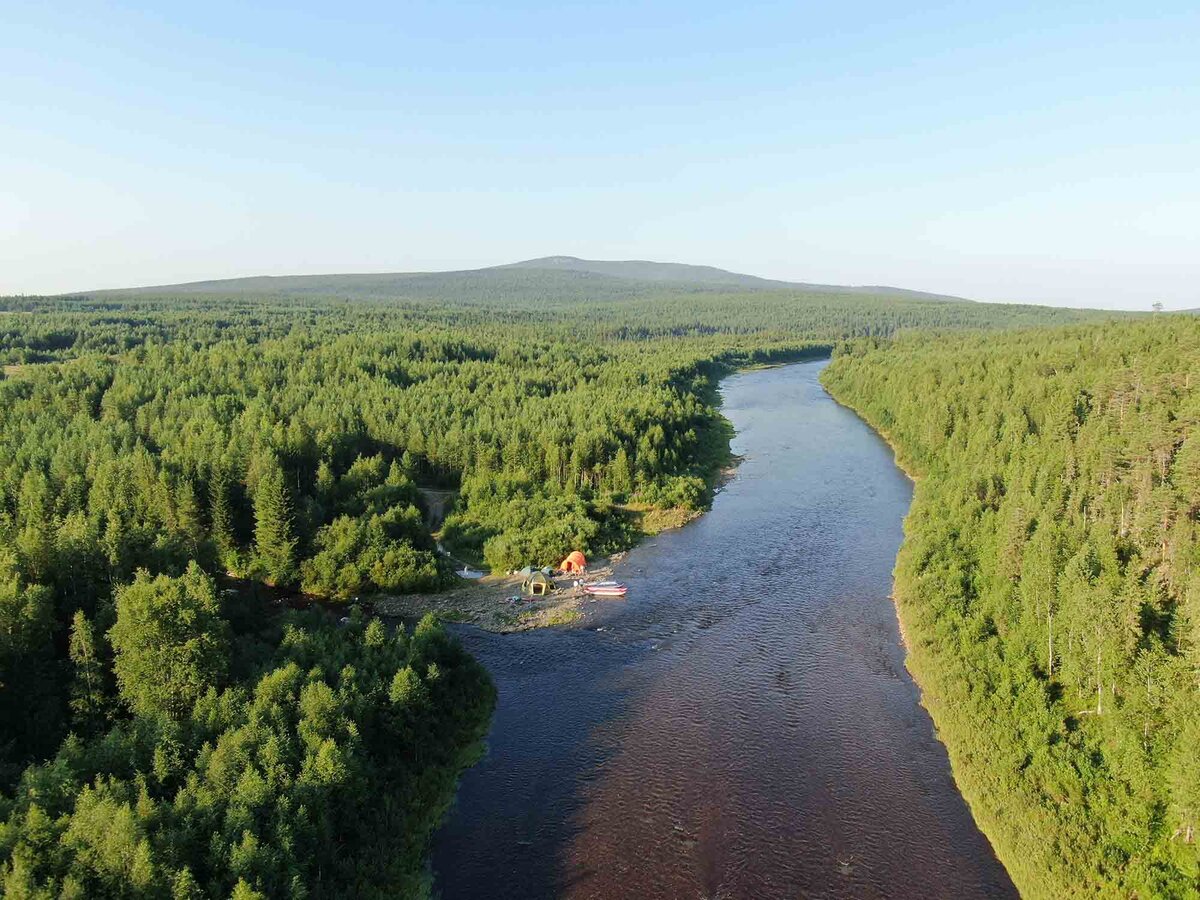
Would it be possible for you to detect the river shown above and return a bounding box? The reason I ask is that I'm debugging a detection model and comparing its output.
[432,359,1017,899]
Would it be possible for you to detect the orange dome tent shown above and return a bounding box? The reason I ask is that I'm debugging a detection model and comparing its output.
[560,551,587,574]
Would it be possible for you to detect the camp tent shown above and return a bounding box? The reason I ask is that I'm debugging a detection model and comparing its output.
[522,570,554,596]
[560,551,587,574]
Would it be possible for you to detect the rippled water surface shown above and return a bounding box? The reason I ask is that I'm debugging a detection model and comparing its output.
[433,360,1016,899]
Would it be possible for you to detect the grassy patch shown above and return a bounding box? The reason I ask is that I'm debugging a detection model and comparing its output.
[539,605,582,627]
[619,503,701,536]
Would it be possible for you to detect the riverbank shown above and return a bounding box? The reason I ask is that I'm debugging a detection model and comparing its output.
[372,553,626,632]
[385,360,759,632]
[817,327,1200,898]
[819,366,922,652]
[375,458,742,632]
[389,352,825,632]
[819,371,922,484]
[380,462,747,632]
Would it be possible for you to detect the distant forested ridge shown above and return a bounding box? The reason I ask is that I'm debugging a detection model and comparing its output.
[74,256,969,300]
[0,268,1121,897]
[823,318,1200,898]
[502,255,970,299]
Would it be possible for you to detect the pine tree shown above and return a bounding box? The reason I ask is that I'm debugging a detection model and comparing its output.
[254,453,297,586]
[102,510,126,582]
[174,478,204,562]
[15,470,53,583]
[209,464,237,570]
[68,609,109,735]
[608,446,634,495]
[315,459,336,510]
[171,867,203,900]
[1169,716,1200,845]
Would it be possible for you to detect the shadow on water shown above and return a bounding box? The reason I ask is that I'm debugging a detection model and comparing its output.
[430,625,642,898]
[432,360,1017,899]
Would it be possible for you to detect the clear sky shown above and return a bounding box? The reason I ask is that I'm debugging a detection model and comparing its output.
[2,2,1197,308]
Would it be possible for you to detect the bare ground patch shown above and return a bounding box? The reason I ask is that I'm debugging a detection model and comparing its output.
[373,554,625,632]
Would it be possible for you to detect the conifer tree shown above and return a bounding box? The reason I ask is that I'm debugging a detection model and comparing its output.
[608,446,634,495]
[1169,716,1200,845]
[209,464,237,569]
[68,609,109,735]
[254,452,297,586]
[174,478,204,562]
[109,563,228,719]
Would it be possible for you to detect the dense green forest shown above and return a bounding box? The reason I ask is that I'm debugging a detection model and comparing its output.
[1,261,1100,367]
[0,271,1121,897]
[823,317,1200,898]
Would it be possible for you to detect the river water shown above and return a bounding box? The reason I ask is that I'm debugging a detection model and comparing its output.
[432,360,1016,899]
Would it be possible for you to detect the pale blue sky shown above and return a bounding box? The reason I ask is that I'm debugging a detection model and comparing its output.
[2,2,1197,307]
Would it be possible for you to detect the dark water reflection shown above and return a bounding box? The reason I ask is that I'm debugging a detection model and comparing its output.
[432,360,1016,899]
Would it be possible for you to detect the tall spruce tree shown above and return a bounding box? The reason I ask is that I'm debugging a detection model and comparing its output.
[174,478,204,563]
[208,463,237,571]
[68,609,110,735]
[253,452,297,586]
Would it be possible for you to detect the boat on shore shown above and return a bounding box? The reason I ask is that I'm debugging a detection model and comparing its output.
[583,581,628,598]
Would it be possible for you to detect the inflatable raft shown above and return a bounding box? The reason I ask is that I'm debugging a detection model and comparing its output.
[583,581,628,598]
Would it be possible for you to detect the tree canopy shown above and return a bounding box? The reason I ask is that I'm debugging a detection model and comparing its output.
[0,278,1135,897]
[823,316,1200,898]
